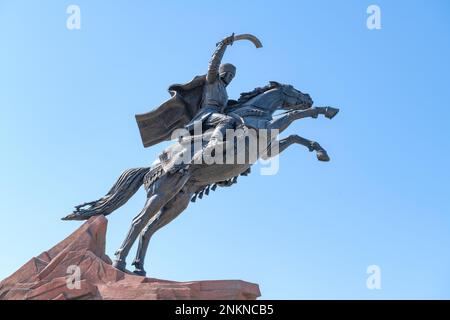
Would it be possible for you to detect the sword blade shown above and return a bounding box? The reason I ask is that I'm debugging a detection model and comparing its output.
[233,34,263,48]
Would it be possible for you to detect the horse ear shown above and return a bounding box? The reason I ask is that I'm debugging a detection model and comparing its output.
[269,81,281,87]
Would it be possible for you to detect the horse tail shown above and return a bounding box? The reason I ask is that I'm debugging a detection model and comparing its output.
[62,167,151,221]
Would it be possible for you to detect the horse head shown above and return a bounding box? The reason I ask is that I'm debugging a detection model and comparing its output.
[272,81,313,112]
[231,81,313,117]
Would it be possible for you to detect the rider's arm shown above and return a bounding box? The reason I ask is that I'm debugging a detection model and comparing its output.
[206,35,234,84]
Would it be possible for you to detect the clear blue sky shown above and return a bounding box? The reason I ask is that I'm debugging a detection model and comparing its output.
[1,0,449,299]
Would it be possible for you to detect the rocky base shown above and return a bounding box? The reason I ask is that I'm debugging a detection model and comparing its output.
[0,216,260,300]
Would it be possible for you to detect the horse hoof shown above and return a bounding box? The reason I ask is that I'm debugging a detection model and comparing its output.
[317,150,330,162]
[325,107,339,119]
[133,269,147,277]
[112,259,127,272]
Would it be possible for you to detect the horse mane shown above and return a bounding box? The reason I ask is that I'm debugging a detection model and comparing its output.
[236,81,281,105]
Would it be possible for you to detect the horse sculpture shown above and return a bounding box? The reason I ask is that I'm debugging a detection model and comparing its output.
[63,82,339,276]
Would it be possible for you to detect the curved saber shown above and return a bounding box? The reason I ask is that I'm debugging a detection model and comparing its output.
[233,33,263,48]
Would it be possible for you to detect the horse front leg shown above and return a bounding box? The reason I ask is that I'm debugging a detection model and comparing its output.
[262,134,330,162]
[268,107,339,133]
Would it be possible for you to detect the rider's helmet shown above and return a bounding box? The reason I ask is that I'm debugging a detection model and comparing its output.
[219,63,236,85]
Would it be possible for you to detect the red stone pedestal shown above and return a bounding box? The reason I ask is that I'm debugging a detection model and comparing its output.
[0,216,261,300]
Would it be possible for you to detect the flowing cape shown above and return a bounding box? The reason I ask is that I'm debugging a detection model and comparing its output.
[135,75,206,148]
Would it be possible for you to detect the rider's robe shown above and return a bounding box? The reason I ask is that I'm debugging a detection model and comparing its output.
[136,75,238,148]
[135,75,207,148]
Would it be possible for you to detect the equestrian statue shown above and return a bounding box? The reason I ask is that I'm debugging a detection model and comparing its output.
[62,34,339,276]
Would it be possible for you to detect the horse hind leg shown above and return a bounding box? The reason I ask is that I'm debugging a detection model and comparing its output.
[132,189,193,276]
[113,171,191,272]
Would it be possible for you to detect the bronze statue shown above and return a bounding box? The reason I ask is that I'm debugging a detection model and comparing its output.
[63,34,339,276]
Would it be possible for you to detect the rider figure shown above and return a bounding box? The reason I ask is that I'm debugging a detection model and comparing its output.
[185,34,238,148]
